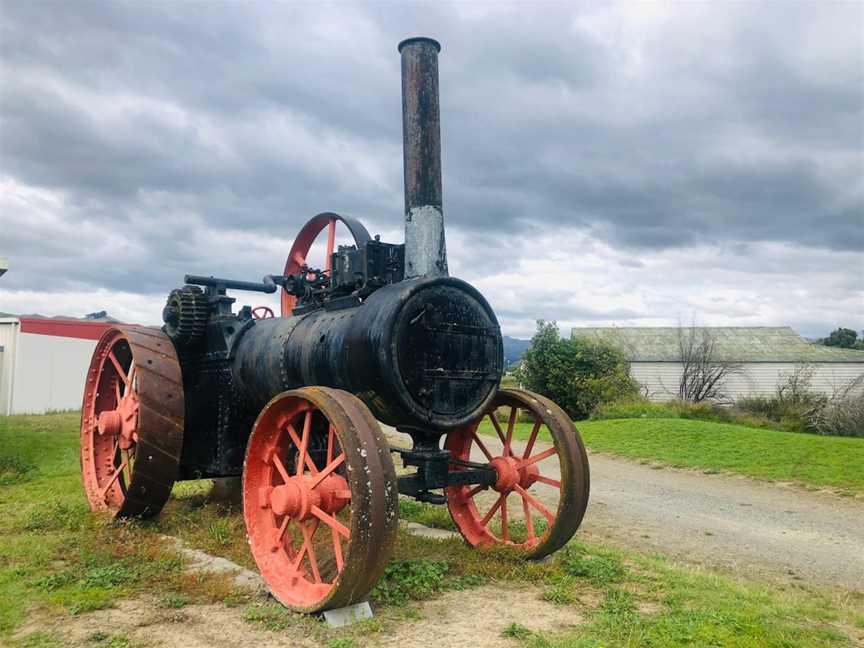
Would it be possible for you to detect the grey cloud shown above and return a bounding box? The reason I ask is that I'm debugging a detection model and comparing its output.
[0,1,861,333]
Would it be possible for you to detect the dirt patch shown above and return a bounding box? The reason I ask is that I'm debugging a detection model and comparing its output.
[17,584,580,648]
[17,597,315,648]
[374,584,582,648]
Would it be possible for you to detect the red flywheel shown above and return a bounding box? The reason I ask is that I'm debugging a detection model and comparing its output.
[281,212,370,316]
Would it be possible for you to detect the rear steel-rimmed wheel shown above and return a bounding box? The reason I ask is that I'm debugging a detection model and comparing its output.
[243,387,398,612]
[445,388,590,558]
[80,326,184,518]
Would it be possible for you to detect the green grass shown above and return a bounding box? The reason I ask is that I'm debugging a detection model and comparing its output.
[0,413,248,640]
[2,412,863,648]
[479,417,864,493]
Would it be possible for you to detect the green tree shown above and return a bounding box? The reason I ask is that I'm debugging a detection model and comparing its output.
[518,321,637,419]
[822,327,859,349]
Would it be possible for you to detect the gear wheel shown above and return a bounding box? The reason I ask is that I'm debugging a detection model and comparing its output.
[162,285,209,348]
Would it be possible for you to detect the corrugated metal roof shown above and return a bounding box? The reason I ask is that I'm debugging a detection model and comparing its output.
[571,326,864,363]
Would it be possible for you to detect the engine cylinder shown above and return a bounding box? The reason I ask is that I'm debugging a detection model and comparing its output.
[231,276,503,430]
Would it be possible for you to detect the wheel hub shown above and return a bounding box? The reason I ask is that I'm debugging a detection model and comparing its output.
[269,474,349,520]
[490,455,540,492]
[97,391,139,449]
[97,410,122,437]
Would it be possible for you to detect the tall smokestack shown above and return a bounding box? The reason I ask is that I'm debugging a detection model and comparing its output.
[398,37,448,278]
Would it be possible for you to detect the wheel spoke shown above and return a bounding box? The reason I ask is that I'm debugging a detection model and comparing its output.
[310,505,350,539]
[114,379,122,404]
[327,424,335,464]
[522,496,536,542]
[488,414,507,449]
[522,420,542,459]
[470,430,494,462]
[126,362,136,394]
[500,494,509,541]
[518,446,558,470]
[101,458,128,499]
[505,407,517,456]
[108,351,128,386]
[271,452,292,484]
[332,526,344,573]
[273,516,291,550]
[309,453,345,490]
[284,422,319,475]
[464,483,487,499]
[296,411,312,477]
[535,475,561,488]
[290,533,309,572]
[481,494,505,527]
[515,484,556,524]
[301,521,322,584]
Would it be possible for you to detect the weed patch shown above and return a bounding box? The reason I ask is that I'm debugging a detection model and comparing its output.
[0,456,34,486]
[372,559,449,605]
[242,602,299,631]
[501,622,533,639]
[561,546,626,585]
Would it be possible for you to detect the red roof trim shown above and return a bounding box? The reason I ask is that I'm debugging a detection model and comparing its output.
[18,317,120,341]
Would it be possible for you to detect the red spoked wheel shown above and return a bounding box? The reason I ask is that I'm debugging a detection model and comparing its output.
[281,212,371,315]
[80,326,184,518]
[243,387,398,612]
[445,389,590,558]
[251,306,275,320]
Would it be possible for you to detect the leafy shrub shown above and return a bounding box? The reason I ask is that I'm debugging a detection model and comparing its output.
[595,366,864,437]
[371,559,448,605]
[809,376,864,437]
[517,321,638,420]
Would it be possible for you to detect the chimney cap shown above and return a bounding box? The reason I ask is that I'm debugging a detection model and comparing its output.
[398,37,441,53]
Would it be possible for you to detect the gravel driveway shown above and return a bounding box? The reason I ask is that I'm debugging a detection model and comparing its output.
[389,428,864,591]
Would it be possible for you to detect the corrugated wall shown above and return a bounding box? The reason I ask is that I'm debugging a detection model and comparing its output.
[631,362,864,402]
[11,333,96,414]
[0,321,20,415]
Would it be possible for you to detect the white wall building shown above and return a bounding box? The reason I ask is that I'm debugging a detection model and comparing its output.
[571,327,864,402]
[0,317,117,415]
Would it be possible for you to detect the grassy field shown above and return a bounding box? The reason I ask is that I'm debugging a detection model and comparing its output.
[1,412,863,647]
[480,417,864,494]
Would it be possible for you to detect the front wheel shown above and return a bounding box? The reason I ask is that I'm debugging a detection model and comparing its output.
[242,387,398,612]
[444,389,590,559]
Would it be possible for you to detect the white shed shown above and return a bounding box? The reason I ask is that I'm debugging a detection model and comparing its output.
[571,326,864,402]
[0,317,118,415]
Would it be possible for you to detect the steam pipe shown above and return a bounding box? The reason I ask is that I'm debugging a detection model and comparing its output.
[398,37,448,278]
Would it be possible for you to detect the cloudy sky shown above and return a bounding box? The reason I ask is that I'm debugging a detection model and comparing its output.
[1,1,861,339]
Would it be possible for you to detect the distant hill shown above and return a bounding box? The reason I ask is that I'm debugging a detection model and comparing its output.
[503,336,531,367]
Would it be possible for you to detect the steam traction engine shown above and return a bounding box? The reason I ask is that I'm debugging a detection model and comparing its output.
[79,38,590,612]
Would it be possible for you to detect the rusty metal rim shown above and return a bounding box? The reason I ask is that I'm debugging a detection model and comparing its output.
[242,386,398,612]
[79,325,184,519]
[444,388,590,559]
